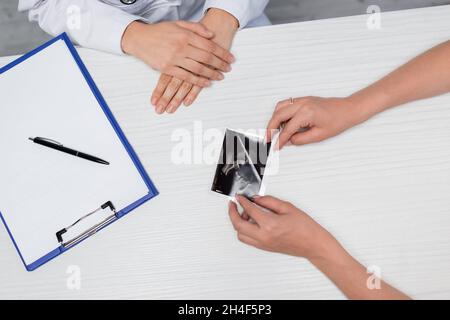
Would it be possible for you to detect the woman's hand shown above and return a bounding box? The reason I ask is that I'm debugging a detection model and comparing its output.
[121,20,235,88]
[266,96,366,149]
[151,8,239,114]
[228,195,338,260]
[268,41,450,148]
[229,195,411,300]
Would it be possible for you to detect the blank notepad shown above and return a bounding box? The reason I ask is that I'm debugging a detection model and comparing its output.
[0,36,156,269]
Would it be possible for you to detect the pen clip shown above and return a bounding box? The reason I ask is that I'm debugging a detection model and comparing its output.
[36,137,63,146]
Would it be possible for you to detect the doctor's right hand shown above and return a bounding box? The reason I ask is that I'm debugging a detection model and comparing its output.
[121,21,234,88]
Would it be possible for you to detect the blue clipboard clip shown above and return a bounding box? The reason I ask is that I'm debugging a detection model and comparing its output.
[56,201,116,249]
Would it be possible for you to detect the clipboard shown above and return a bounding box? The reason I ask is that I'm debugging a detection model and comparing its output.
[0,33,158,271]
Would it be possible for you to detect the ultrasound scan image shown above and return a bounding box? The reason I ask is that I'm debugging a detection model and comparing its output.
[211,129,271,199]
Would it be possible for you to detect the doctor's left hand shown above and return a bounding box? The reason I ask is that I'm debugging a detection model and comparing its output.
[151,8,239,114]
[122,20,234,88]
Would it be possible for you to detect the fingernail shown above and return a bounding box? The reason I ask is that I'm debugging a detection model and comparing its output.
[184,99,192,106]
[167,105,175,113]
[156,105,164,114]
[226,65,232,72]
[204,80,211,87]
[230,54,236,63]
[218,73,224,80]
[151,98,156,105]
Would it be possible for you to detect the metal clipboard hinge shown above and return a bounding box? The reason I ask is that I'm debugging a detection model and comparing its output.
[56,201,117,249]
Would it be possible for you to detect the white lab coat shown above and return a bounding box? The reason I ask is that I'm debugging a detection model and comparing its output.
[18,0,270,55]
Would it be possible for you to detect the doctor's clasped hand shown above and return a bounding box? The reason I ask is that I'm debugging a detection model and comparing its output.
[151,8,239,113]
[121,20,234,88]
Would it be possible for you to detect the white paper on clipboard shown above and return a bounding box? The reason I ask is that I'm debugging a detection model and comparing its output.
[0,39,149,266]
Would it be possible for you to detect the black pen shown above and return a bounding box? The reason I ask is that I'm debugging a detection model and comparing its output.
[29,137,109,165]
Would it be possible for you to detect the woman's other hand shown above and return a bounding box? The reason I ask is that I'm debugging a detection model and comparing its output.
[228,195,337,260]
[266,96,365,149]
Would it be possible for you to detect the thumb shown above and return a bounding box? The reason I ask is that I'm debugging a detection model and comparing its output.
[289,128,322,146]
[175,21,214,38]
[278,119,303,150]
[253,195,290,214]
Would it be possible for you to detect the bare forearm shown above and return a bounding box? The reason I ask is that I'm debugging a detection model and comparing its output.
[349,40,450,124]
[310,240,410,300]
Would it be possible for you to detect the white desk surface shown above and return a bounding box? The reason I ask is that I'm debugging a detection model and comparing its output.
[1,5,450,299]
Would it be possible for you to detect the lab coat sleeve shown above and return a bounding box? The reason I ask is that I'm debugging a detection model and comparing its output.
[203,0,269,29]
[18,0,140,55]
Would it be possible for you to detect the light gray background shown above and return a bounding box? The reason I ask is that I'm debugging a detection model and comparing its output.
[1,0,449,56]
